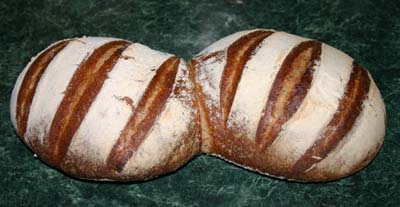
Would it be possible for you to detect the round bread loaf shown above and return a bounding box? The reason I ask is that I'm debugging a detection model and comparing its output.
[10,37,200,181]
[189,29,386,182]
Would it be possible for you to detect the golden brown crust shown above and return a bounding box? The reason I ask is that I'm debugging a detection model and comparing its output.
[47,40,130,165]
[189,58,220,153]
[106,57,181,172]
[16,40,70,137]
[190,30,275,153]
[212,128,288,178]
[256,41,322,151]
[303,137,383,181]
[190,32,380,181]
[291,62,371,175]
[194,50,224,63]
[13,32,384,182]
[220,30,273,125]
[190,39,326,180]
[59,58,200,181]
[57,121,200,181]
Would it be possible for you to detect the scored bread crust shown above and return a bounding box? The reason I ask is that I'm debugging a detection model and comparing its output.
[10,37,200,181]
[190,29,386,182]
[10,30,386,182]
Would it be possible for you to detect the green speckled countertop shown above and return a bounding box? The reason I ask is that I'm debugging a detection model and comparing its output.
[1,0,399,206]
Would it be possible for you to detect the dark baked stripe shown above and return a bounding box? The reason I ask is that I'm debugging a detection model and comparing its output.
[107,57,180,172]
[220,30,274,125]
[195,50,224,62]
[255,41,322,151]
[292,62,370,173]
[47,40,130,165]
[16,40,70,137]
[188,59,217,152]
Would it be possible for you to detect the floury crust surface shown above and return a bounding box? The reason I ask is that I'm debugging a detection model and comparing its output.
[190,29,385,182]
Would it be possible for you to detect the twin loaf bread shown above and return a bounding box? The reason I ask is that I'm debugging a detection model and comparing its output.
[10,29,386,182]
[190,29,386,181]
[10,37,200,181]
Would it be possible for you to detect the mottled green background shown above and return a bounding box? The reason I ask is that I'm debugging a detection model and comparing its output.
[1,0,399,206]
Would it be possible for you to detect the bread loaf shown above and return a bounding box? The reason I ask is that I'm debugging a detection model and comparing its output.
[189,29,386,181]
[11,30,386,182]
[10,37,200,181]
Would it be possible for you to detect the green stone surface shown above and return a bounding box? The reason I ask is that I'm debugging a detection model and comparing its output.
[0,0,399,206]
